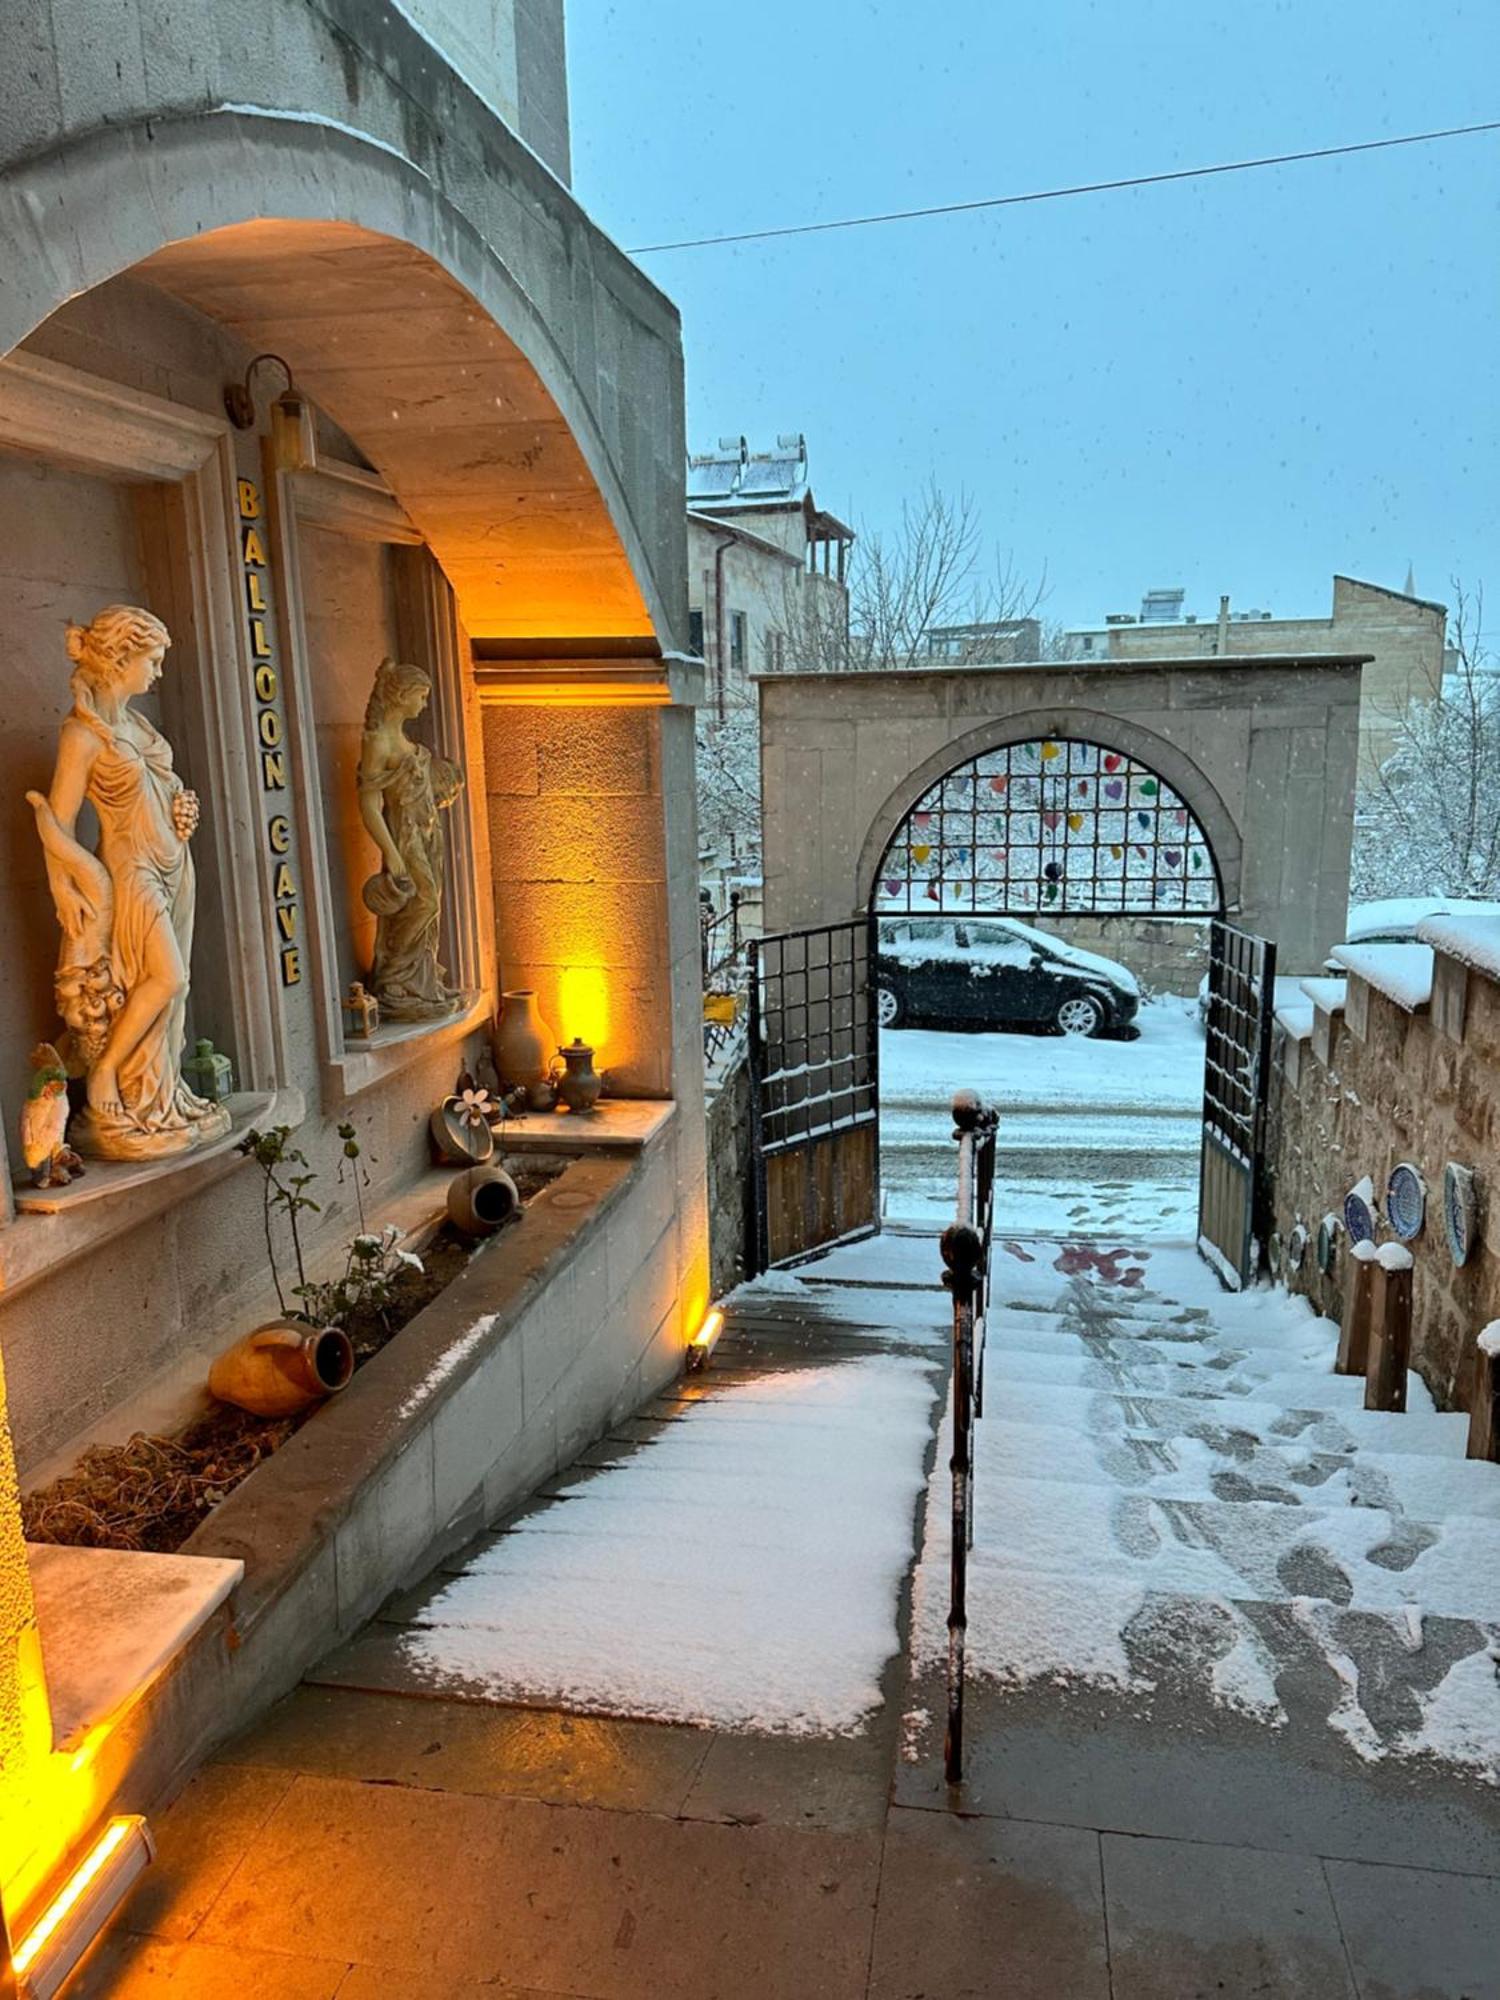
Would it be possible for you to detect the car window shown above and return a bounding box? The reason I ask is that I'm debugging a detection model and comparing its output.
[963,922,1036,966]
[904,919,955,944]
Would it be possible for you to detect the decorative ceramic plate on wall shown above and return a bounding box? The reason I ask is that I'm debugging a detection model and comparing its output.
[1286,1223,1309,1273]
[1386,1163,1426,1242]
[1443,1161,1477,1267]
[1343,1178,1376,1245]
[1317,1212,1343,1275]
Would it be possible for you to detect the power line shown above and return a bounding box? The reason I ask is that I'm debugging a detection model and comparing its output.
[628,120,1500,255]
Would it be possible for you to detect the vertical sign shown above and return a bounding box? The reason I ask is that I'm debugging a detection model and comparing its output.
[238,478,303,986]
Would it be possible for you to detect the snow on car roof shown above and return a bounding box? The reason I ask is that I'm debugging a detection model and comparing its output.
[962,916,1141,998]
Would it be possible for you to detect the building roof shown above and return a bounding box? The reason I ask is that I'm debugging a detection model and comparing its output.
[687,434,854,543]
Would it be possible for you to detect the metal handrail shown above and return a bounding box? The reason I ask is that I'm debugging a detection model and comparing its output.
[939,1087,999,1784]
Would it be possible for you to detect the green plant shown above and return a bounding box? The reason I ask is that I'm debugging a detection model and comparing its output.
[235,1125,320,1316]
[294,1224,424,1334]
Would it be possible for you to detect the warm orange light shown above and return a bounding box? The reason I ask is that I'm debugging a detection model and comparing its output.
[558,964,610,1051]
[687,1307,724,1372]
[12,1815,151,1983]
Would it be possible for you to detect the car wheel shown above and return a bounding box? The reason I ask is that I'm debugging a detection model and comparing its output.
[876,985,904,1029]
[1055,992,1105,1037]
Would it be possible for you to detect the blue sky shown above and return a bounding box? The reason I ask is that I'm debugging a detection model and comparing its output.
[568,2,1498,630]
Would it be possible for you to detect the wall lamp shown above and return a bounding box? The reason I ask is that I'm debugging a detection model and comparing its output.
[225,352,318,472]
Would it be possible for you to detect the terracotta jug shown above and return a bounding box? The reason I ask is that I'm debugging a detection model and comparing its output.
[208,1322,355,1417]
[493,989,556,1108]
[447,1164,521,1237]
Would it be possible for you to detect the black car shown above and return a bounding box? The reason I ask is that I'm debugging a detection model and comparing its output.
[876,916,1140,1037]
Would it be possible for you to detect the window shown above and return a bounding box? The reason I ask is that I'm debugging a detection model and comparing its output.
[688,607,704,657]
[763,628,785,672]
[729,610,747,679]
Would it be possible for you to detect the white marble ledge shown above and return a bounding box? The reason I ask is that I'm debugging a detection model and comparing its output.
[26,1541,243,1752]
[498,1098,676,1154]
[12,1091,277,1216]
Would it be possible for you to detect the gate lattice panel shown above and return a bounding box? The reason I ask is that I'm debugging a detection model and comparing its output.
[748,917,879,1270]
[1199,917,1277,1290]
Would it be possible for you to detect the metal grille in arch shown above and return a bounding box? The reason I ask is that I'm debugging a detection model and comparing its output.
[875,737,1221,917]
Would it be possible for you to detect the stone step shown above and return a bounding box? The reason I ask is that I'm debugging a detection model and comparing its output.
[953,1471,1500,1621]
[971,1416,1500,1525]
[991,1308,1331,1356]
[971,1378,1469,1459]
[985,1346,1402,1416]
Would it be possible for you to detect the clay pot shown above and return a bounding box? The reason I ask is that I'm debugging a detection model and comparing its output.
[429,1098,495,1165]
[447,1164,521,1237]
[493,989,554,1100]
[208,1322,354,1417]
[555,1038,602,1115]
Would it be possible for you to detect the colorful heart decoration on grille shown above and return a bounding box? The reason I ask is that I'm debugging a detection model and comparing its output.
[913,811,932,829]
[1110,844,1124,860]
[1139,779,1159,798]
[1075,778,1091,797]
[1041,740,1061,761]
[1103,753,1123,773]
[1190,850,1206,871]
[925,879,941,901]
[1135,811,1151,831]
[990,847,1007,864]
[912,843,931,863]
[1163,849,1182,868]
[989,776,1007,794]
[1067,812,1085,832]
[1174,810,1187,827]
[1105,780,1124,801]
[883,879,902,898]
[1043,810,1062,831]
[1133,844,1148,858]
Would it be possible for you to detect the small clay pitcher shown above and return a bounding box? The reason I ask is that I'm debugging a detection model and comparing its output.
[447,1164,521,1236]
[493,989,554,1100]
[208,1322,355,1417]
[555,1038,602,1115]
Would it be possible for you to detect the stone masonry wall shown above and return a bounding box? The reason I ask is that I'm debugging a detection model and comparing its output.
[705,1046,754,1297]
[1269,960,1500,1410]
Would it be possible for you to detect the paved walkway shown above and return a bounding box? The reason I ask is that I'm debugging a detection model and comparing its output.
[78,1230,1500,1998]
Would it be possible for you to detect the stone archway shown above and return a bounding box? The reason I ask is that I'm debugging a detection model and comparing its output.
[859,708,1237,923]
[760,655,1364,974]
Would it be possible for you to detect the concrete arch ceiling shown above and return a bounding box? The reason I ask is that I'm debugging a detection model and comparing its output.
[138,219,652,644]
[856,706,1243,917]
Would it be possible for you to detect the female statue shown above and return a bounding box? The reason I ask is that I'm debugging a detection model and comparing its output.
[357,657,463,1021]
[27,607,231,1159]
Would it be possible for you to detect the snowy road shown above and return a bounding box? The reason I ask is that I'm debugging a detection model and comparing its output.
[879,997,1205,1235]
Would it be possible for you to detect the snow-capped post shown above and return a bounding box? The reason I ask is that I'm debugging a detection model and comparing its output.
[1365,1243,1414,1412]
[1336,1239,1379,1375]
[1469,1323,1500,1462]
[940,1087,1000,1785]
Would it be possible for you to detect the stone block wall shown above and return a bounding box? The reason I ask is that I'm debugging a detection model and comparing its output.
[706,1047,754,1297]
[1269,957,1500,1409]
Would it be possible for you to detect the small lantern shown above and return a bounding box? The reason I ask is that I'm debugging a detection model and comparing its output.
[345,981,380,1040]
[555,1038,602,1115]
[225,352,318,472]
[182,1037,233,1103]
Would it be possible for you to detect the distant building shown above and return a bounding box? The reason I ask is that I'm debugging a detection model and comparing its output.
[923,618,1043,664]
[1061,576,1447,775]
[687,435,854,723]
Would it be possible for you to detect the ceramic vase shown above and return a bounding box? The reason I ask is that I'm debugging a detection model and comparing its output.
[208,1322,354,1417]
[555,1038,602,1115]
[447,1164,521,1237]
[493,989,555,1101]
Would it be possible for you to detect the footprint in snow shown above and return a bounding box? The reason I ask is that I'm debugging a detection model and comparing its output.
[1278,1543,1354,1605]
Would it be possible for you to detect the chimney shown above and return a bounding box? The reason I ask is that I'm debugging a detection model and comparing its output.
[1217,594,1231,655]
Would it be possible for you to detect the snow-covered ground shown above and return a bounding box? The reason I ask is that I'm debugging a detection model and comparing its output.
[911,1238,1500,1779]
[881,996,1204,1234]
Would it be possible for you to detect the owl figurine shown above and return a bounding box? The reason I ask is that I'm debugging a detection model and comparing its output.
[20,1043,83,1188]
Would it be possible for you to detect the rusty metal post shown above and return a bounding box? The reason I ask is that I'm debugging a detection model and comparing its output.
[1336,1240,1378,1375]
[1364,1247,1413,1412]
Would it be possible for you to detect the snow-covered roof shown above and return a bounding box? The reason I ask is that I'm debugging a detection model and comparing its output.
[1300,976,1348,1014]
[964,916,1141,998]
[1329,942,1435,1012]
[1416,913,1500,983]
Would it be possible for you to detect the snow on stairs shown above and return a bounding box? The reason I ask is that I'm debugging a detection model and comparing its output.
[914,1239,1500,1779]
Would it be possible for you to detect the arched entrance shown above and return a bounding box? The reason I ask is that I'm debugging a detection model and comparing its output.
[872,734,1223,920]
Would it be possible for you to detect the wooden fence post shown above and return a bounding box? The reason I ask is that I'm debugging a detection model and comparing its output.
[1364,1244,1413,1413]
[1336,1240,1378,1375]
[1467,1324,1500,1462]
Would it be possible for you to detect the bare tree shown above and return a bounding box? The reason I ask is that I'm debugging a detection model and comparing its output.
[783,480,1045,672]
[1352,580,1500,900]
[695,703,761,870]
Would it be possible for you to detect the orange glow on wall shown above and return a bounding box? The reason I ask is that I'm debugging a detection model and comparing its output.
[557,965,610,1052]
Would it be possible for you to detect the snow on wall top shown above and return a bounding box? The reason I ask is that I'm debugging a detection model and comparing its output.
[1417,914,1500,984]
[1329,942,1435,1012]
[1300,977,1348,1014]
[1274,1001,1316,1043]
[1346,897,1500,944]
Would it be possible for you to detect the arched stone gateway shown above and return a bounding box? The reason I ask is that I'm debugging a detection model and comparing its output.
[760,657,1367,974]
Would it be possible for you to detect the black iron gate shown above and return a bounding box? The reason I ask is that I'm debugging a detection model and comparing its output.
[1198,917,1277,1290]
[748,916,880,1270]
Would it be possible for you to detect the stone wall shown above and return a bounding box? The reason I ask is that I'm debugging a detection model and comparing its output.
[705,1046,754,1297]
[1269,956,1500,1409]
